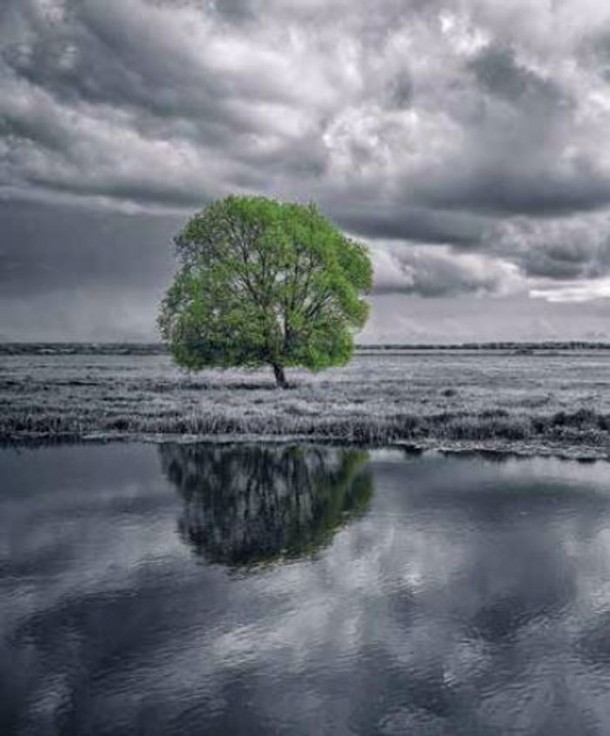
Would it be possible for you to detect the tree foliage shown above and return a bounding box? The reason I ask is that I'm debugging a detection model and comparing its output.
[160,443,373,566]
[158,196,372,386]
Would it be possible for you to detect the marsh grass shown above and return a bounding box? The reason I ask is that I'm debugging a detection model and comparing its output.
[1,351,609,456]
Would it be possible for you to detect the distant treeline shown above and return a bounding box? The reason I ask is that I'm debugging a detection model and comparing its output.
[358,342,610,352]
[0,343,167,356]
[1,341,610,356]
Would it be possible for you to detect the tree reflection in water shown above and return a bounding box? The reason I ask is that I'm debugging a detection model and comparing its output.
[159,443,373,567]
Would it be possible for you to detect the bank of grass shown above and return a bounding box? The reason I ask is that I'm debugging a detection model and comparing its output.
[1,352,609,457]
[2,405,609,455]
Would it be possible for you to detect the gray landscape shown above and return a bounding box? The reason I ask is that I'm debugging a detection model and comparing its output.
[4,0,610,734]
[2,345,610,459]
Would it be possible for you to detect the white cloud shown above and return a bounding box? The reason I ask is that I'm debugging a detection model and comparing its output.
[531,277,610,302]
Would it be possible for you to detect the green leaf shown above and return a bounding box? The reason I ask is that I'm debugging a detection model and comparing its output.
[159,195,372,384]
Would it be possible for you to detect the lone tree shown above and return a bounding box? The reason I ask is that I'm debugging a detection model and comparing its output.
[158,195,372,387]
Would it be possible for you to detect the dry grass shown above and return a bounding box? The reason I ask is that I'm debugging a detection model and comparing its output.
[1,351,610,457]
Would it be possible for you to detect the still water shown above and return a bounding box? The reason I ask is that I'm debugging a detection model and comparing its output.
[2,443,610,735]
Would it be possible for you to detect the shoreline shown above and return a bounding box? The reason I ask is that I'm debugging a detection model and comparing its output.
[2,429,608,462]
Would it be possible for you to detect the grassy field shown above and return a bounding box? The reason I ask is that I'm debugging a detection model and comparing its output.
[1,350,610,458]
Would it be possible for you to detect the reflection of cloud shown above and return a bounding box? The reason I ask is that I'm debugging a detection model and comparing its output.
[4,446,610,733]
[159,443,373,567]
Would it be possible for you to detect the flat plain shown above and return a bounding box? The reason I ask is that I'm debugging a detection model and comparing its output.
[1,349,610,458]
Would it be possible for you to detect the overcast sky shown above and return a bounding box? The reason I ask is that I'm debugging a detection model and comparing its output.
[2,0,610,342]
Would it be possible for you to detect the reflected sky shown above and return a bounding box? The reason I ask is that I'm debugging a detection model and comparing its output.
[2,444,610,735]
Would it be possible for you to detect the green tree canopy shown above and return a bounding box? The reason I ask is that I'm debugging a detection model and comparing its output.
[158,195,372,386]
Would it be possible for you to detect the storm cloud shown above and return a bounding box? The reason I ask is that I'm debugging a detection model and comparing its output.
[372,244,524,298]
[2,0,610,339]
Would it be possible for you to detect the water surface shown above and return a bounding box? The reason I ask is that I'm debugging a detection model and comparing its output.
[2,443,610,735]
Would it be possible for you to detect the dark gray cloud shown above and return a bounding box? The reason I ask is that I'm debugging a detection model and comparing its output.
[489,215,610,282]
[468,44,566,107]
[410,41,606,217]
[334,206,491,247]
[4,0,609,221]
[417,165,610,217]
[579,29,610,82]
[2,0,610,340]
[372,244,523,298]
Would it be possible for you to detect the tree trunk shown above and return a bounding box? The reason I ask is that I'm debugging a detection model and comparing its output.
[272,363,288,388]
